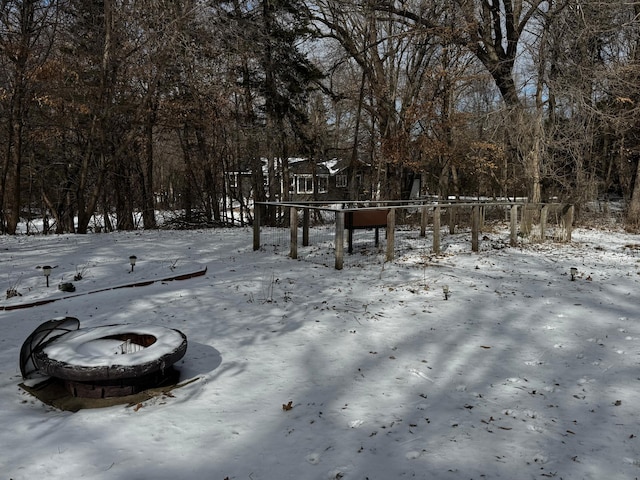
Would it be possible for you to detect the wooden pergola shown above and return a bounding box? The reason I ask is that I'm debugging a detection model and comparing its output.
[253,201,574,270]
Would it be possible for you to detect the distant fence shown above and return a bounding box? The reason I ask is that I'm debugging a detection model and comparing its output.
[253,201,574,269]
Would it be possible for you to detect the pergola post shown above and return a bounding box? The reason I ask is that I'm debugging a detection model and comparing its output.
[302,207,310,247]
[433,206,441,253]
[386,208,395,262]
[335,210,345,270]
[253,204,261,251]
[289,207,298,259]
[471,206,479,252]
[563,205,574,242]
[449,205,456,234]
[510,205,518,246]
[540,205,548,242]
[420,205,428,237]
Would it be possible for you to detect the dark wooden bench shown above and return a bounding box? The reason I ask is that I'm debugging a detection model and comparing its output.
[345,209,389,254]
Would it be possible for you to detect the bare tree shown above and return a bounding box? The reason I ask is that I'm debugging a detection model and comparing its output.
[376,0,570,203]
[0,0,58,233]
[315,0,453,199]
[540,1,640,224]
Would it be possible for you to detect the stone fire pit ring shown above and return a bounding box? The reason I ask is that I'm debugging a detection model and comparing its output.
[33,324,188,382]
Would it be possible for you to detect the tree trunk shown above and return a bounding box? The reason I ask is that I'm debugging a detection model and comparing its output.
[4,116,23,234]
[115,168,135,231]
[1,0,38,234]
[141,98,157,229]
[527,110,544,204]
[349,70,366,201]
[627,158,640,226]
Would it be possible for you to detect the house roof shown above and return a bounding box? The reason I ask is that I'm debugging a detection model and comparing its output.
[235,157,369,175]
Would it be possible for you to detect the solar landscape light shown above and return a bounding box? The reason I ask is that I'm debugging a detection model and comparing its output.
[42,265,52,287]
[570,267,578,281]
[129,255,137,273]
[443,284,450,300]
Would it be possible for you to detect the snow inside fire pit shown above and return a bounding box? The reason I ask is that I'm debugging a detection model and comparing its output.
[40,325,185,368]
[32,324,188,384]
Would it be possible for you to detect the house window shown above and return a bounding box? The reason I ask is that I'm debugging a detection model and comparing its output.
[288,174,330,194]
[296,175,314,194]
[228,172,239,189]
[336,174,348,188]
[317,175,328,193]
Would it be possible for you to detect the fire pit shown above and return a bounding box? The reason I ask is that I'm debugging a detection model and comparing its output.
[21,320,187,399]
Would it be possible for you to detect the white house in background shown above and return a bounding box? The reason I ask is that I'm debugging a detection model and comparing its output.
[284,157,371,200]
[227,157,374,201]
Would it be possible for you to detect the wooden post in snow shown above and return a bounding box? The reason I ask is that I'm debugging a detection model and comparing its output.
[510,205,518,246]
[562,205,574,242]
[433,206,441,253]
[540,205,548,242]
[449,205,456,234]
[289,207,297,259]
[335,210,345,270]
[386,208,395,262]
[420,205,428,237]
[253,205,261,251]
[302,207,310,247]
[471,206,479,252]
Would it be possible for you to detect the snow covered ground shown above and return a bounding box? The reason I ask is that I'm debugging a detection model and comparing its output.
[1,224,639,479]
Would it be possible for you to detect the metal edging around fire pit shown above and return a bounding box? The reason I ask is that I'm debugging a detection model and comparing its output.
[22,321,187,399]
